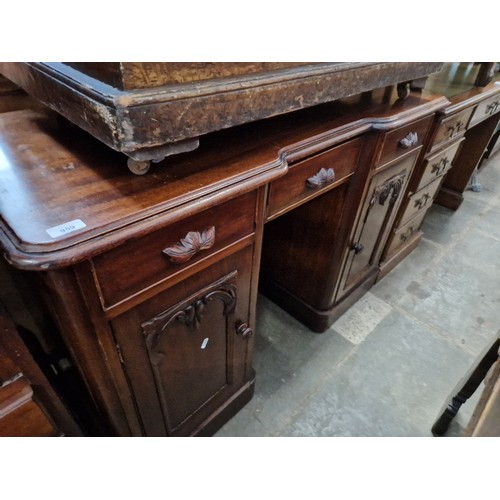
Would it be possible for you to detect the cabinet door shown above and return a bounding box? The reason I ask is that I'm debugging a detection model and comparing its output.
[110,247,254,436]
[339,150,419,296]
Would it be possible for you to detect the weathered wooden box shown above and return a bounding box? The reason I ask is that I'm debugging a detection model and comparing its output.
[0,62,443,172]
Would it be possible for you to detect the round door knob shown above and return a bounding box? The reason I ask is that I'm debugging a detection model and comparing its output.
[352,242,364,255]
[236,323,253,338]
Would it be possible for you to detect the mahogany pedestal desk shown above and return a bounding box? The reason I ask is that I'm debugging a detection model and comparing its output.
[0,89,448,436]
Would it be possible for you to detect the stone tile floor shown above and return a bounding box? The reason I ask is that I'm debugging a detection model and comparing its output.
[216,152,500,437]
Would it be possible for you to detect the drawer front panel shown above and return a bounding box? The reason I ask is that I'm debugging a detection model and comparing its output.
[267,136,363,219]
[92,191,257,307]
[431,108,474,151]
[377,115,433,167]
[385,210,427,258]
[469,93,500,128]
[416,139,463,191]
[399,175,443,227]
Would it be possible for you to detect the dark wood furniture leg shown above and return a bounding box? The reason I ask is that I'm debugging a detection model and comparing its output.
[432,335,500,436]
[435,113,500,210]
[464,352,500,436]
[0,301,83,436]
[474,63,496,87]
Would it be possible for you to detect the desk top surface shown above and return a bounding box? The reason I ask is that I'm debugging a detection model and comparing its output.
[424,63,500,112]
[0,88,447,270]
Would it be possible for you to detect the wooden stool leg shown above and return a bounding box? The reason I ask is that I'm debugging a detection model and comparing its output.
[432,336,500,436]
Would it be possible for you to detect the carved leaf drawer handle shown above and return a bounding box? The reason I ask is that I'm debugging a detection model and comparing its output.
[163,226,215,264]
[398,132,418,149]
[306,167,335,190]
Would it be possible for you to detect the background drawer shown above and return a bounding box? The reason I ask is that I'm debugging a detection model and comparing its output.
[377,115,433,167]
[385,210,427,258]
[399,175,443,227]
[267,136,363,219]
[469,93,500,128]
[430,108,474,152]
[92,191,257,307]
[416,139,463,191]
[0,378,58,437]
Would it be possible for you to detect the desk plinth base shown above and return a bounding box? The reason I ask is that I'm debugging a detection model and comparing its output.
[434,187,464,211]
[193,373,255,436]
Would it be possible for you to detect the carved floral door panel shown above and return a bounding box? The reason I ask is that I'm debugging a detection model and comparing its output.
[339,149,420,295]
[110,247,254,436]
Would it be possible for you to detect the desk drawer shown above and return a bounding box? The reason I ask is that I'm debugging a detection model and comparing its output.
[0,377,58,437]
[416,139,463,191]
[399,175,443,227]
[469,93,500,128]
[267,136,363,219]
[92,191,257,307]
[385,210,427,258]
[377,115,433,167]
[430,108,474,151]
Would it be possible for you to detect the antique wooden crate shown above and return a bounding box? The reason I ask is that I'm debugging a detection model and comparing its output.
[0,62,443,172]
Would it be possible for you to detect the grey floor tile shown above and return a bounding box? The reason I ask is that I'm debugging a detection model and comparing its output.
[448,226,500,275]
[217,153,500,438]
[473,207,500,241]
[396,250,500,354]
[249,331,354,435]
[421,199,487,247]
[330,291,392,345]
[216,295,355,436]
[463,185,499,209]
[282,309,476,436]
[372,238,443,305]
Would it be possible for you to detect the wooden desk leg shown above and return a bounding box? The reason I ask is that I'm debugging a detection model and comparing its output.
[435,114,500,210]
[432,336,500,436]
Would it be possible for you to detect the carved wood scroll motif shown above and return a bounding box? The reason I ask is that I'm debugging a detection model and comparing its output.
[142,271,238,351]
[163,226,215,264]
[369,170,408,208]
